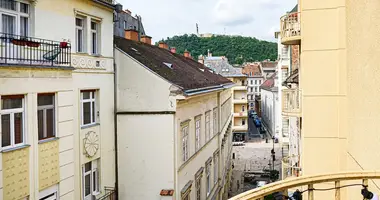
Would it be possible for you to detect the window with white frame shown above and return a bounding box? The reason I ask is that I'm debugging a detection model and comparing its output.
[1,95,25,148]
[259,80,262,84]
[81,90,97,126]
[242,119,246,126]
[83,159,100,200]
[76,17,85,52]
[206,162,211,196]
[255,87,258,92]
[181,123,189,162]
[0,1,30,36]
[195,116,201,151]
[195,176,201,200]
[242,105,245,112]
[205,111,210,141]
[91,20,100,55]
[214,153,218,184]
[250,80,253,85]
[38,94,55,140]
[255,80,257,85]
[213,108,218,135]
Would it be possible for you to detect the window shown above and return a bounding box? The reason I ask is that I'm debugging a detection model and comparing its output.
[91,21,99,55]
[242,119,246,126]
[213,108,218,135]
[38,94,55,140]
[0,1,30,36]
[259,80,262,84]
[250,80,253,85]
[214,154,218,184]
[83,159,100,200]
[282,46,289,58]
[195,176,201,200]
[195,117,201,151]
[242,105,245,112]
[255,87,258,92]
[123,20,127,29]
[81,90,97,126]
[250,88,253,92]
[255,80,257,85]
[181,123,189,162]
[205,112,210,141]
[1,95,25,148]
[241,80,245,86]
[206,162,211,196]
[76,17,85,52]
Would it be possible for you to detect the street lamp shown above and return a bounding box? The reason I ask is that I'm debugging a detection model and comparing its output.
[271,136,275,171]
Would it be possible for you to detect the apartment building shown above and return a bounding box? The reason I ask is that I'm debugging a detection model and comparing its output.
[259,60,278,79]
[114,33,234,200]
[0,0,116,199]
[114,3,145,38]
[203,55,248,142]
[260,73,280,139]
[242,63,264,109]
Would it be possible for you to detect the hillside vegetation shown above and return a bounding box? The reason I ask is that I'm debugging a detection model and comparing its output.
[162,34,277,65]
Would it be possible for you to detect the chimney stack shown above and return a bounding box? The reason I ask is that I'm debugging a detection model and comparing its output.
[184,50,191,58]
[170,47,176,53]
[158,41,169,50]
[141,35,152,45]
[198,55,204,64]
[125,29,139,41]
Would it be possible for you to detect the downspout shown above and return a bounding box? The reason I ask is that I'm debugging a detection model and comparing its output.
[113,46,119,196]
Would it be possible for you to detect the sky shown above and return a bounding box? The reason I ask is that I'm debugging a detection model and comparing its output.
[117,0,296,42]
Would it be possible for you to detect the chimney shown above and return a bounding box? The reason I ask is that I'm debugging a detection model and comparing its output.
[125,29,139,41]
[158,41,169,50]
[198,55,204,64]
[141,35,152,45]
[184,50,191,58]
[170,47,176,53]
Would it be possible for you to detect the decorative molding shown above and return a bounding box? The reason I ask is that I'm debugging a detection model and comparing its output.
[39,140,60,190]
[83,131,99,157]
[72,55,109,70]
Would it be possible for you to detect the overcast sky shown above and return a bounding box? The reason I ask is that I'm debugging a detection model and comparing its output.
[117,0,296,42]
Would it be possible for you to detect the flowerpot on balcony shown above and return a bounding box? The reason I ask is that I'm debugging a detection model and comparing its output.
[11,39,27,46]
[26,41,40,48]
[60,42,68,48]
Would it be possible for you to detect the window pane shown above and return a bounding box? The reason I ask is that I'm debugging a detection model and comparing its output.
[77,29,83,52]
[1,98,22,109]
[91,102,95,123]
[38,110,44,140]
[82,92,90,100]
[91,22,97,30]
[14,112,23,144]
[1,114,10,147]
[0,0,16,10]
[20,3,29,14]
[92,32,97,54]
[1,14,15,35]
[46,109,54,138]
[84,174,91,196]
[76,18,83,27]
[92,171,96,192]
[83,102,91,125]
[20,17,28,37]
[38,95,54,106]
[85,162,91,172]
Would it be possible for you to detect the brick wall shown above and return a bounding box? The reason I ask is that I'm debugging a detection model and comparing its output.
[292,45,300,71]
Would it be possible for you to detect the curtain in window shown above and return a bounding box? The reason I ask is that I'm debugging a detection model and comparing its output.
[1,114,10,147]
[14,112,23,144]
[20,17,28,37]
[2,14,15,35]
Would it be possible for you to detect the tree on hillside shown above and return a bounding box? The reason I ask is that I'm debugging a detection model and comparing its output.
[161,34,277,65]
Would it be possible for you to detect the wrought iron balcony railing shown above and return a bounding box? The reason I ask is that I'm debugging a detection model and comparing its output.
[280,12,301,45]
[97,187,116,200]
[282,89,301,116]
[0,33,71,67]
[229,171,380,200]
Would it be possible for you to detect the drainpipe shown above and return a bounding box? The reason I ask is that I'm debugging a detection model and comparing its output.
[113,46,119,197]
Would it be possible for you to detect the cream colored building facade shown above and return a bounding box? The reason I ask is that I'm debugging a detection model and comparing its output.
[114,36,234,200]
[0,0,116,199]
[230,77,249,140]
[280,0,380,199]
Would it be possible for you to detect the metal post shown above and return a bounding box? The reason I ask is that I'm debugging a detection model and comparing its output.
[335,181,341,200]
[363,179,369,200]
[308,184,314,200]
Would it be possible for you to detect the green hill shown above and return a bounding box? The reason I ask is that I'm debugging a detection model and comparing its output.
[161,34,277,65]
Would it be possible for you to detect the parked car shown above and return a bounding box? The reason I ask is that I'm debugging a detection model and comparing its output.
[254,118,262,127]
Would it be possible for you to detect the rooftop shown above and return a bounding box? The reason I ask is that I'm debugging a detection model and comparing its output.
[260,72,278,91]
[114,37,232,91]
[204,56,246,78]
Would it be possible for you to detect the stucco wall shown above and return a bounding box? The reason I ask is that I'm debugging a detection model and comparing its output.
[117,114,175,200]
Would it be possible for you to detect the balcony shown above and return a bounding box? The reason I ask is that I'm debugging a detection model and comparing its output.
[233,86,248,91]
[229,171,380,200]
[0,33,72,68]
[280,12,301,45]
[233,112,248,118]
[233,125,248,132]
[282,156,301,180]
[97,187,116,200]
[282,89,301,117]
[233,98,248,104]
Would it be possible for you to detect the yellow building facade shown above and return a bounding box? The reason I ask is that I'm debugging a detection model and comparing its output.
[0,0,115,199]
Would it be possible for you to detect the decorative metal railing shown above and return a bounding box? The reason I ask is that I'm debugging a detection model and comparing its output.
[229,171,380,200]
[0,32,71,67]
[280,12,301,43]
[282,89,301,116]
[97,187,116,200]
